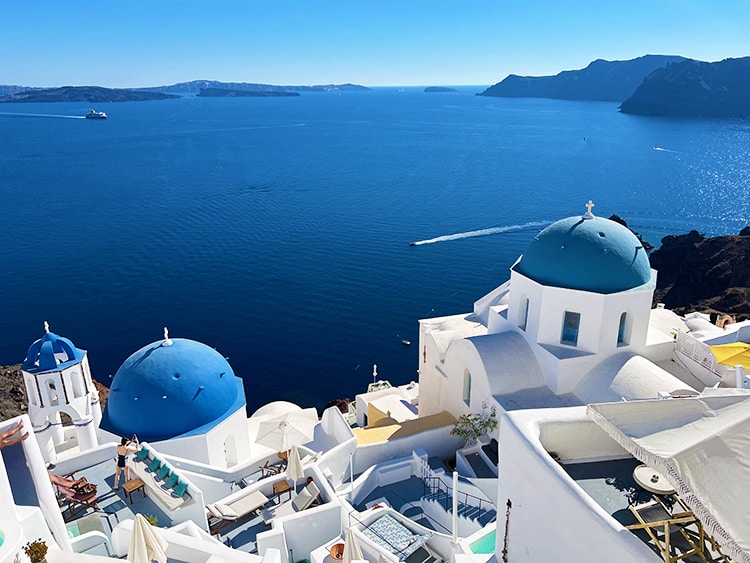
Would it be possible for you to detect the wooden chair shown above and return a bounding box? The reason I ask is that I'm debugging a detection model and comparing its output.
[56,484,100,521]
[626,496,708,563]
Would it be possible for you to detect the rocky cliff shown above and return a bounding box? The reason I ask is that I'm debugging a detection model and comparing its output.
[651,227,750,317]
[620,57,750,117]
[138,80,369,94]
[0,86,179,103]
[478,54,686,101]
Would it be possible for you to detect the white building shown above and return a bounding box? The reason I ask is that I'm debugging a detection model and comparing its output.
[418,203,696,425]
[21,322,102,465]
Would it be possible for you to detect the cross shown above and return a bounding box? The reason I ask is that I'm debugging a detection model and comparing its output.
[163,326,173,346]
[44,320,50,333]
[584,200,595,218]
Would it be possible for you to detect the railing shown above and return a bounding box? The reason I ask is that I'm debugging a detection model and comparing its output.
[674,331,728,383]
[421,476,494,524]
[381,487,451,534]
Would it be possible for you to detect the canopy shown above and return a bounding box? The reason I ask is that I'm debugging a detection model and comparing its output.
[587,390,750,563]
[709,342,750,370]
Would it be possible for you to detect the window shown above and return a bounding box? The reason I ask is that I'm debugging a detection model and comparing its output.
[561,311,581,346]
[618,312,628,345]
[463,369,472,406]
[518,295,529,331]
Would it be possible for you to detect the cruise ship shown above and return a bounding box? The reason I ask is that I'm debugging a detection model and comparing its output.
[1,202,748,563]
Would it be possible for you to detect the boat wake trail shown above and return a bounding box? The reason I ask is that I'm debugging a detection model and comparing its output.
[0,112,84,119]
[653,146,679,153]
[410,220,548,246]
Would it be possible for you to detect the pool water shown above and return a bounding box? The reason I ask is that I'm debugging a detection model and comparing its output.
[470,529,496,554]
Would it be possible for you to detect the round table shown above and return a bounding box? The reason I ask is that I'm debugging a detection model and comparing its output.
[329,543,345,561]
[633,464,675,495]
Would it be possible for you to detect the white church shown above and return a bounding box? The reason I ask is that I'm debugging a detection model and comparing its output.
[417,201,697,422]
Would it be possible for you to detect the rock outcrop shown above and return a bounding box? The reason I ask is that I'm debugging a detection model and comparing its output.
[0,86,179,103]
[478,54,686,102]
[620,57,750,117]
[651,227,750,317]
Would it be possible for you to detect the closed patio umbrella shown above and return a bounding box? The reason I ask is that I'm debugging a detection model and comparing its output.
[343,527,364,563]
[128,513,167,563]
[287,444,305,491]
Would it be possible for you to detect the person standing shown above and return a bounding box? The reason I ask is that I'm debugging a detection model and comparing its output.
[113,435,139,489]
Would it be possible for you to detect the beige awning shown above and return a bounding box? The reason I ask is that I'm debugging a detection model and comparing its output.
[587,389,750,563]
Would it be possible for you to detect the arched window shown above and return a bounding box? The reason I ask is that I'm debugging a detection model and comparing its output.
[463,369,472,406]
[518,295,529,331]
[561,311,581,346]
[46,379,59,406]
[618,312,628,346]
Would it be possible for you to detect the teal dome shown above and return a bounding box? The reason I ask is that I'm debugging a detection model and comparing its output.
[514,215,651,293]
[101,338,245,441]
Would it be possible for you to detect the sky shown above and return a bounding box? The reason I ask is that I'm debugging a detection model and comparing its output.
[2,1,749,88]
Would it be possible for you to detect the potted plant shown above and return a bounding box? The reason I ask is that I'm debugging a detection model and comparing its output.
[144,514,159,526]
[450,401,498,445]
[23,539,48,563]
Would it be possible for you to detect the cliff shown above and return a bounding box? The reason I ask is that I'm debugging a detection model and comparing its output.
[197,88,300,97]
[139,80,370,95]
[0,86,179,103]
[620,57,750,117]
[478,54,686,102]
[651,227,750,317]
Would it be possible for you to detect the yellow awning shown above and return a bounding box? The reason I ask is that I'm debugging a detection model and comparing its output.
[709,342,750,370]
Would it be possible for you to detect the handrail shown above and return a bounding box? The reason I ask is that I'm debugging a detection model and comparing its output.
[421,475,494,523]
[376,487,451,534]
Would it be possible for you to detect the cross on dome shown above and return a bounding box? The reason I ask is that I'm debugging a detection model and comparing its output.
[163,326,173,346]
[44,320,50,333]
[583,200,595,219]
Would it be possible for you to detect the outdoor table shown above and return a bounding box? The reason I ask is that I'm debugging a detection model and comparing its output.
[273,479,292,501]
[122,477,146,504]
[633,464,675,495]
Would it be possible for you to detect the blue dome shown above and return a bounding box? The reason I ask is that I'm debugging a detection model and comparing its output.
[101,338,245,441]
[514,215,652,293]
[22,329,85,373]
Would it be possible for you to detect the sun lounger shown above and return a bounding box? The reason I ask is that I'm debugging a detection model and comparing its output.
[261,481,321,523]
[361,514,432,560]
[206,489,270,535]
[49,472,93,491]
[56,484,100,521]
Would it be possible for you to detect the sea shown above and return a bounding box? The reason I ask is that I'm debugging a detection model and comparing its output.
[1,87,749,413]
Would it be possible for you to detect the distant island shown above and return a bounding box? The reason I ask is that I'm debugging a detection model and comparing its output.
[137,80,370,95]
[197,88,300,98]
[620,57,750,117]
[424,86,457,93]
[0,86,179,103]
[477,54,686,102]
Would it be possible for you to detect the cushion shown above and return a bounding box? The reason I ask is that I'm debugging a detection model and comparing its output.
[165,472,179,488]
[173,480,189,498]
[148,457,162,472]
[136,446,150,461]
[215,503,238,520]
[206,504,223,519]
[157,465,171,480]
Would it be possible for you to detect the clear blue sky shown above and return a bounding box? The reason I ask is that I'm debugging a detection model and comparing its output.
[2,1,748,88]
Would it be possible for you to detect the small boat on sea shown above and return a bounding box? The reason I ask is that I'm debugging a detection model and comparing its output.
[85,109,107,119]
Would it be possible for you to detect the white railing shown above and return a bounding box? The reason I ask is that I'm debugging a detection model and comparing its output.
[674,331,731,383]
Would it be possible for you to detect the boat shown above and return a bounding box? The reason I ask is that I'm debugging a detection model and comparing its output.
[85,109,107,119]
[1,202,746,563]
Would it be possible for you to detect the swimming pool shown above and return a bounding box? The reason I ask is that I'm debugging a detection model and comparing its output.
[470,529,496,554]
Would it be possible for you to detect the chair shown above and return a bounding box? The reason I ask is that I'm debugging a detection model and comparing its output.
[626,496,708,563]
[261,481,320,523]
[66,512,115,557]
[206,489,270,535]
[49,472,92,491]
[56,484,100,521]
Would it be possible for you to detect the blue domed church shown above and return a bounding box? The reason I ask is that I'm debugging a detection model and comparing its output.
[417,202,693,423]
[100,330,250,467]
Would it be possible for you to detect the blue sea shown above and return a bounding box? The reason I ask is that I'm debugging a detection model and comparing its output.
[1,87,749,412]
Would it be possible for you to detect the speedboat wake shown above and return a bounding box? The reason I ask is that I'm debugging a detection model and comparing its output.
[410,220,548,246]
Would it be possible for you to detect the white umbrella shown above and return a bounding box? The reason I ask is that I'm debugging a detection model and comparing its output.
[256,408,317,452]
[287,444,305,491]
[343,527,364,563]
[128,513,167,563]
